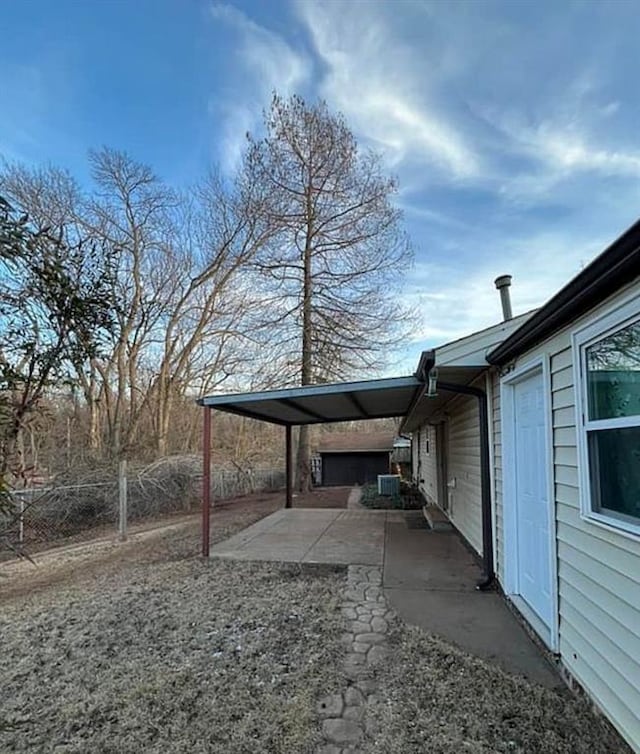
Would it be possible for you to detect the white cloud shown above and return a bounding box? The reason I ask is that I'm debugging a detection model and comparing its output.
[294,0,480,180]
[397,201,471,232]
[203,2,639,377]
[535,127,640,176]
[472,69,640,203]
[209,3,311,171]
[211,4,309,93]
[211,4,310,94]
[495,109,640,180]
[599,101,620,117]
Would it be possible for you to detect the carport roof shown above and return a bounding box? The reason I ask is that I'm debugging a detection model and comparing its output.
[197,375,424,426]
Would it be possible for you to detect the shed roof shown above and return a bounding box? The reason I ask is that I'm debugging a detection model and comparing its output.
[317,432,395,454]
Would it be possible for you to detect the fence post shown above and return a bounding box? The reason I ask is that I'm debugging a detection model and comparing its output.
[118,459,128,542]
[18,495,24,545]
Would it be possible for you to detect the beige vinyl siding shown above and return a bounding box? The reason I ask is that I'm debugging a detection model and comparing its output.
[499,282,640,752]
[416,424,438,505]
[447,393,483,555]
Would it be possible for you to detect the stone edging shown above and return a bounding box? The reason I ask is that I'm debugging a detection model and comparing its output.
[316,564,392,753]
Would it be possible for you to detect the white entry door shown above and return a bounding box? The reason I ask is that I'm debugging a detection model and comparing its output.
[510,368,554,637]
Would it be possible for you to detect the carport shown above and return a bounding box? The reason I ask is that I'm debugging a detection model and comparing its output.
[196,355,494,587]
[197,375,423,555]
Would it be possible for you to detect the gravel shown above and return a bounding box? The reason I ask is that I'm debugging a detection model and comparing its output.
[0,521,346,753]
[365,621,631,754]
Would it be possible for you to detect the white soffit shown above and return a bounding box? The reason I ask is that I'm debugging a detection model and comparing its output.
[435,311,536,367]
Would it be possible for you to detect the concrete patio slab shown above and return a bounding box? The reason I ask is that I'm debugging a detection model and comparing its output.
[209,508,386,565]
[305,510,386,565]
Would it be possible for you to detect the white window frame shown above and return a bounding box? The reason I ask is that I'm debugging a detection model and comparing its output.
[572,292,640,539]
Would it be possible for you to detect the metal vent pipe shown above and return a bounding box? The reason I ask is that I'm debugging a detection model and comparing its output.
[494,275,513,321]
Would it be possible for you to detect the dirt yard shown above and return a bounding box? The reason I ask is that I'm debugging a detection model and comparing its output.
[0,487,351,597]
[0,486,631,753]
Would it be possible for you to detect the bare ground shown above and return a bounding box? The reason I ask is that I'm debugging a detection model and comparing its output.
[1,484,351,563]
[0,487,350,600]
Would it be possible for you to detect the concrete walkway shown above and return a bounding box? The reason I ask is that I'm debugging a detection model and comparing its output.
[384,511,562,689]
[209,505,562,689]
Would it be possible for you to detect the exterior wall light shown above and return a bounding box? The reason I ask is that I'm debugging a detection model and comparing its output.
[427,368,438,398]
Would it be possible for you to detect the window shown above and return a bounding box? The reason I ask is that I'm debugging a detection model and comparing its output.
[575,299,640,535]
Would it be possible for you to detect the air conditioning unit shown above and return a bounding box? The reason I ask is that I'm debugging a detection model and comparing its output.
[378,474,401,496]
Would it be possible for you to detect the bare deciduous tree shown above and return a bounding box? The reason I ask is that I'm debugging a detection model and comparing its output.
[243,93,416,489]
[0,150,277,464]
[0,95,417,485]
[132,167,276,456]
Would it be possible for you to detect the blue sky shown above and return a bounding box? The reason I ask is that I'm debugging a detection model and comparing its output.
[2,0,640,371]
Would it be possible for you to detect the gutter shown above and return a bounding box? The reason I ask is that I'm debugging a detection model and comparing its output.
[416,351,495,590]
[487,219,640,365]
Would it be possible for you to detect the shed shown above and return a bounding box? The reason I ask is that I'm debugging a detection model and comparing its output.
[317,432,394,486]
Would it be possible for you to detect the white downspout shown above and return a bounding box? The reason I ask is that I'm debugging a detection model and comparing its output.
[485,371,498,579]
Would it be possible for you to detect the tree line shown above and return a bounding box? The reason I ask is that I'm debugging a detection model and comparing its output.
[0,93,416,491]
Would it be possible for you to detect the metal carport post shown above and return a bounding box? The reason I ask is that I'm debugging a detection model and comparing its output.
[285,424,293,509]
[202,406,211,557]
[202,410,295,557]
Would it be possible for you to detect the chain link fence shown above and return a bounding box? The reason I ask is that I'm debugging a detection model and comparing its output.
[205,467,285,500]
[7,483,118,547]
[1,465,285,558]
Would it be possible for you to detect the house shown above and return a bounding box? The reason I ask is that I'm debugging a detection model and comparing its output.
[315,431,394,486]
[404,219,640,752]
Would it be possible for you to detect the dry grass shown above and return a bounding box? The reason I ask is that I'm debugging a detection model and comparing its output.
[1,492,632,754]
[0,511,346,753]
[365,621,632,754]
